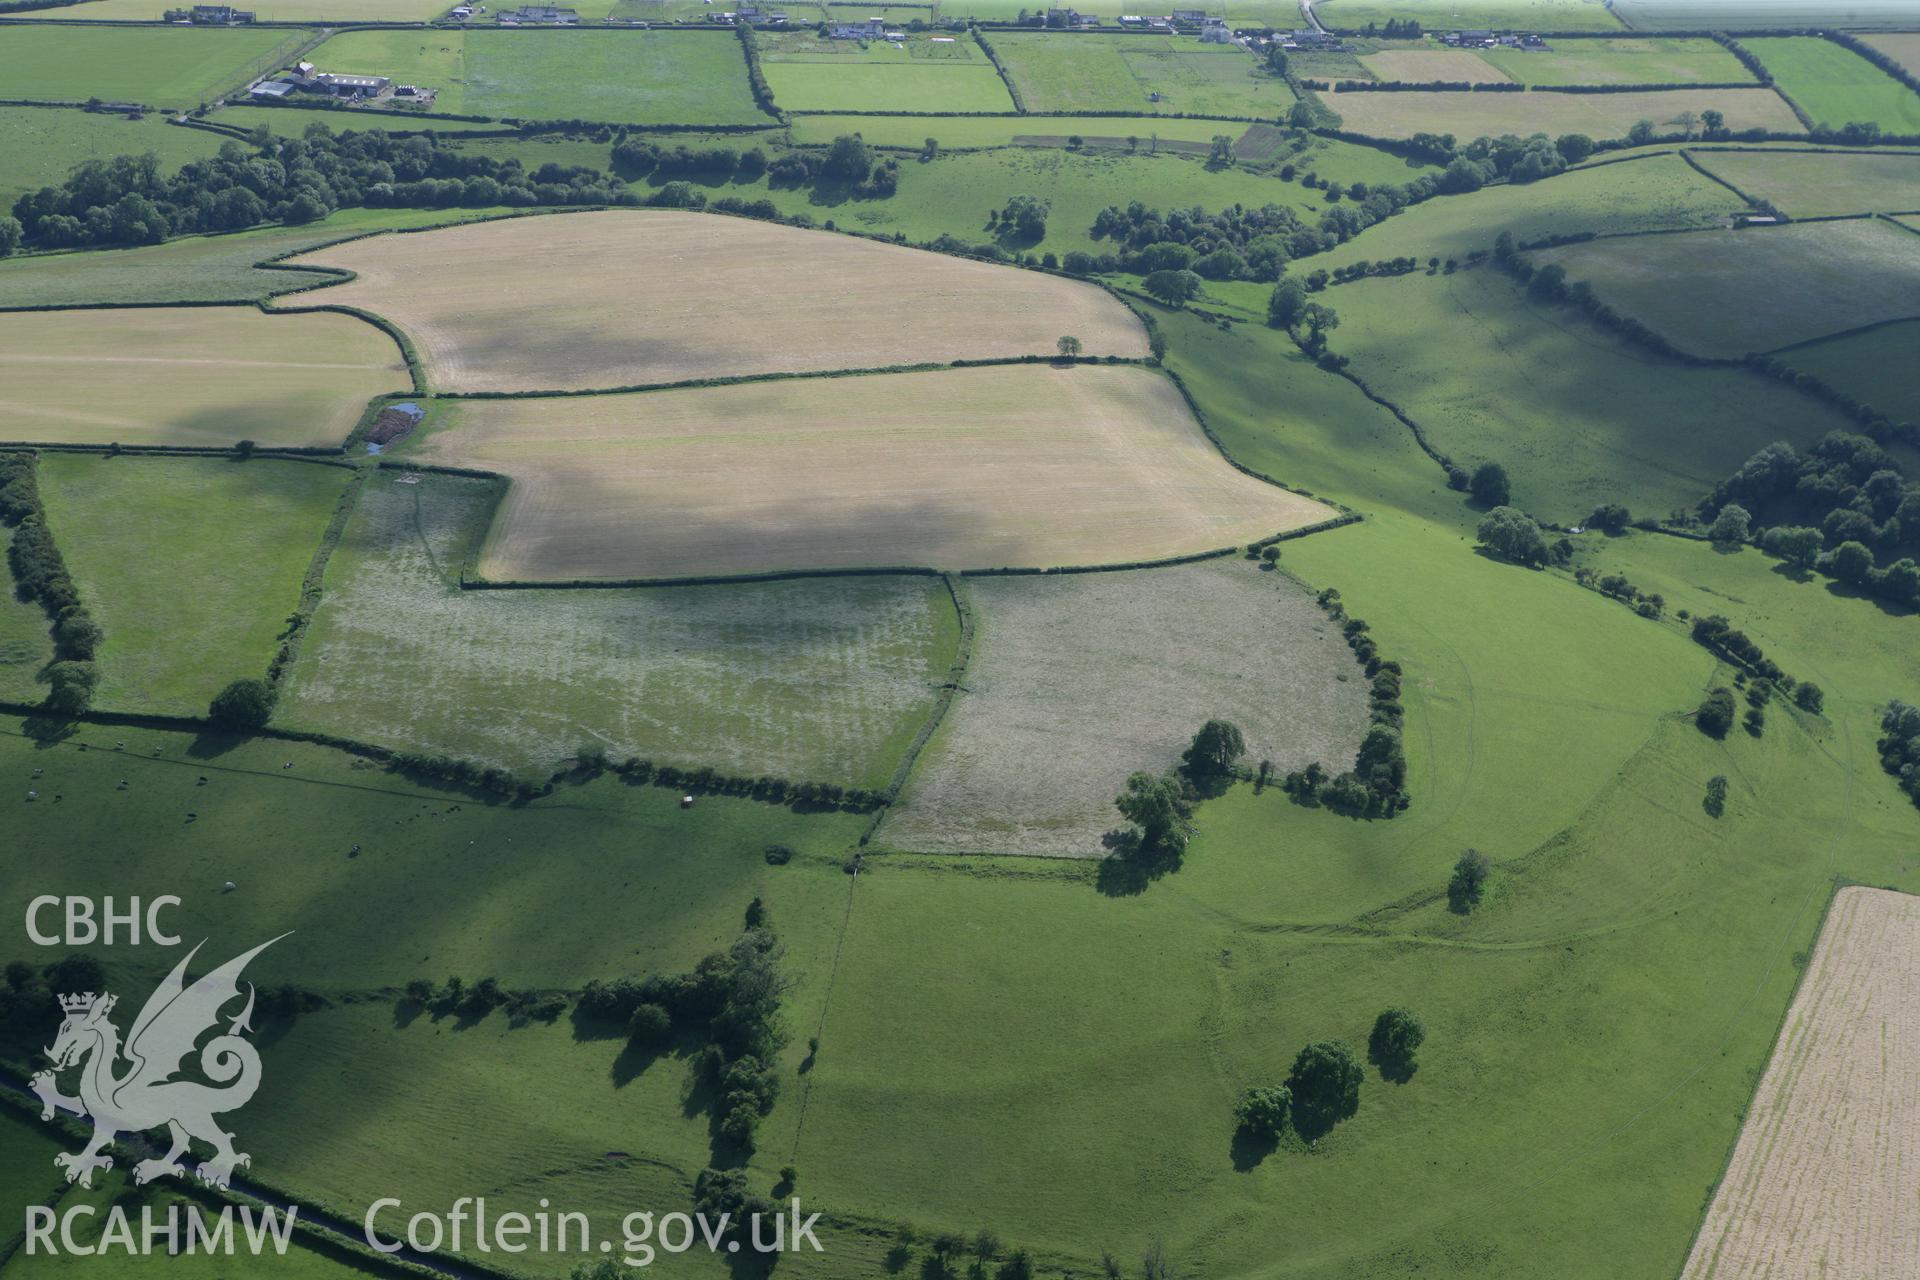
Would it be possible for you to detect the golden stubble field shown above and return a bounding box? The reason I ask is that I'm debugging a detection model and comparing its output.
[1681,886,1920,1279]
[288,210,1151,393]
[410,364,1334,581]
[1326,86,1804,140]
[0,307,409,448]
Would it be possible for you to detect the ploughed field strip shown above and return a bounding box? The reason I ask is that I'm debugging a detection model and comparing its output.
[879,559,1369,856]
[286,210,1149,392]
[1532,217,1920,358]
[410,364,1333,581]
[1681,887,1920,1280]
[0,307,409,448]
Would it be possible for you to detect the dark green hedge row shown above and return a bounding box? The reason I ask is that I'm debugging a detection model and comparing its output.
[1534,81,1758,93]
[1279,585,1409,818]
[970,29,1028,114]
[734,26,783,120]
[0,451,101,669]
[1332,81,1522,93]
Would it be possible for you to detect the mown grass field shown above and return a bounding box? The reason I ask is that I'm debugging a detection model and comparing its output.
[301,28,769,125]
[1613,0,1920,28]
[1777,318,1920,424]
[1687,145,1920,215]
[289,209,1147,392]
[408,364,1330,580]
[1745,36,1920,133]
[1534,217,1920,357]
[1326,84,1804,140]
[0,107,228,212]
[0,24,305,110]
[1315,151,1747,277]
[1476,36,1755,86]
[1680,887,1920,1277]
[1314,0,1625,29]
[992,32,1295,118]
[881,559,1368,856]
[34,455,349,717]
[0,206,518,308]
[1325,269,1855,521]
[759,31,1014,113]
[0,306,407,448]
[281,472,957,785]
[1354,48,1514,83]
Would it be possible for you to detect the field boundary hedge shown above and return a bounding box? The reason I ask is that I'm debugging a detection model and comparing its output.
[864,571,976,843]
[266,465,368,688]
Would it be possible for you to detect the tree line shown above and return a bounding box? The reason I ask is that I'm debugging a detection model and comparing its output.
[0,452,100,716]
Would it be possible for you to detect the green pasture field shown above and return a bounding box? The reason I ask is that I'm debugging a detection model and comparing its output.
[785,112,1245,149]
[1744,37,1920,134]
[0,25,306,110]
[0,108,228,213]
[0,528,53,706]
[0,206,517,308]
[1686,146,1920,216]
[1476,36,1755,86]
[1325,83,1805,140]
[1535,217,1920,358]
[1776,318,1920,426]
[207,104,522,135]
[35,455,351,718]
[280,472,957,786]
[1316,151,1746,276]
[1324,269,1856,521]
[759,30,1014,112]
[1613,0,1920,30]
[991,32,1295,119]
[1313,0,1626,31]
[300,28,768,124]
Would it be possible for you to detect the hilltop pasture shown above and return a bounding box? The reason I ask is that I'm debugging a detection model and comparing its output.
[282,472,957,785]
[1686,146,1920,215]
[1325,85,1804,140]
[1533,217,1920,357]
[408,365,1333,580]
[0,25,302,109]
[287,209,1148,392]
[1745,36,1920,134]
[35,455,351,717]
[0,307,408,448]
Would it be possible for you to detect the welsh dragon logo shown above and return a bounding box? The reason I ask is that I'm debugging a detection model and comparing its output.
[30,935,285,1190]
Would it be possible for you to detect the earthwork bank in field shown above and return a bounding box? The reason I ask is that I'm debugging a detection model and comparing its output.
[280,473,955,784]
[1326,86,1803,140]
[1681,887,1920,1279]
[0,307,409,448]
[409,364,1332,580]
[880,558,1369,856]
[287,210,1148,392]
[1533,217,1920,357]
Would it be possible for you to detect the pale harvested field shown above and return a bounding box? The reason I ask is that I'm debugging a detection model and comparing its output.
[287,210,1149,393]
[0,307,408,448]
[411,364,1335,581]
[879,560,1369,856]
[1328,86,1804,140]
[1681,887,1920,1280]
[1863,33,1920,77]
[279,473,952,785]
[1353,50,1514,84]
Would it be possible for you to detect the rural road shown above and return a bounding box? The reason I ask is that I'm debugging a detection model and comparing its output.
[1300,0,1328,34]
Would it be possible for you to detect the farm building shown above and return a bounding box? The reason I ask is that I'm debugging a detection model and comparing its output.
[1200,22,1231,42]
[250,79,297,98]
[317,73,392,98]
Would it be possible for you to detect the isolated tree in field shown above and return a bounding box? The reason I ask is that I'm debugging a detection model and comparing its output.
[1709,502,1751,546]
[1701,108,1726,138]
[1057,334,1082,358]
[1469,461,1511,508]
[1695,686,1737,739]
[1182,719,1246,780]
[1703,774,1729,818]
[1207,134,1235,168]
[1793,682,1825,714]
[1115,771,1193,856]
[1233,1084,1291,1140]
[1368,1007,1425,1080]
[1142,268,1203,308]
[208,677,276,729]
[1448,848,1491,913]
[1268,277,1308,328]
[1627,119,1656,145]
[1286,1040,1363,1136]
[997,193,1048,241]
[1476,506,1549,567]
